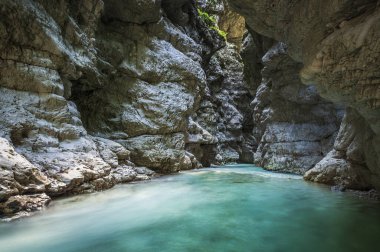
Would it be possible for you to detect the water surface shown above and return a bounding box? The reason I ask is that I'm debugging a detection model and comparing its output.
[1,164,380,252]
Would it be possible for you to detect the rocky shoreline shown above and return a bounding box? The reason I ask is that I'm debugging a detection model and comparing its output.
[2,163,379,222]
[1,168,158,222]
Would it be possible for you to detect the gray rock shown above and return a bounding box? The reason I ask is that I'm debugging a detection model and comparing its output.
[112,166,138,183]
[0,193,51,220]
[0,0,221,219]
[304,150,370,190]
[103,0,161,24]
[188,43,255,165]
[0,138,50,203]
[229,0,380,189]
[118,133,191,173]
[249,43,342,174]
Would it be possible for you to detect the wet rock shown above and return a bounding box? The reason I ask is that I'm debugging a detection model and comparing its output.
[345,189,379,200]
[0,193,51,220]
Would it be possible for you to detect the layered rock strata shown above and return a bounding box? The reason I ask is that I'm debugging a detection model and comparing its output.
[0,0,254,219]
[187,43,255,165]
[229,0,380,189]
[249,43,343,174]
[186,0,255,165]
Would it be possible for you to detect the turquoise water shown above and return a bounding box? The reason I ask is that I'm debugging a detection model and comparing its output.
[1,164,380,252]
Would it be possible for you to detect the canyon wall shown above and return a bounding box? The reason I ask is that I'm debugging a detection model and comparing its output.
[229,0,380,189]
[246,41,342,174]
[1,0,378,219]
[0,0,254,219]
[198,1,343,174]
[186,0,256,165]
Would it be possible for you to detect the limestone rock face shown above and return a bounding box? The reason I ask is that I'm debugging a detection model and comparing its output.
[119,134,191,173]
[0,0,254,218]
[188,44,255,165]
[229,0,380,189]
[217,1,246,49]
[0,193,51,221]
[305,108,377,190]
[0,0,193,218]
[199,0,246,49]
[251,43,342,174]
[0,0,118,217]
[240,29,274,95]
[76,21,207,172]
[0,138,50,201]
[103,0,161,24]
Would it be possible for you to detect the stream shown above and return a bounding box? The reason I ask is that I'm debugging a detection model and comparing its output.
[1,164,380,252]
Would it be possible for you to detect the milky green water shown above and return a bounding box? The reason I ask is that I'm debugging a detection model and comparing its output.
[1,164,380,252]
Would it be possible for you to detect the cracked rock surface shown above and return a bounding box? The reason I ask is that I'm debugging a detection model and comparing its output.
[0,0,254,219]
[2,0,379,219]
[229,0,380,189]
[248,42,342,174]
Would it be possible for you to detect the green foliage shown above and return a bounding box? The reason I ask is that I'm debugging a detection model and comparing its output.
[196,8,228,41]
[211,26,228,41]
[197,8,217,26]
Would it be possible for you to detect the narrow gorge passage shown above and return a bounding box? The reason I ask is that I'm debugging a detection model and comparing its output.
[0,0,380,251]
